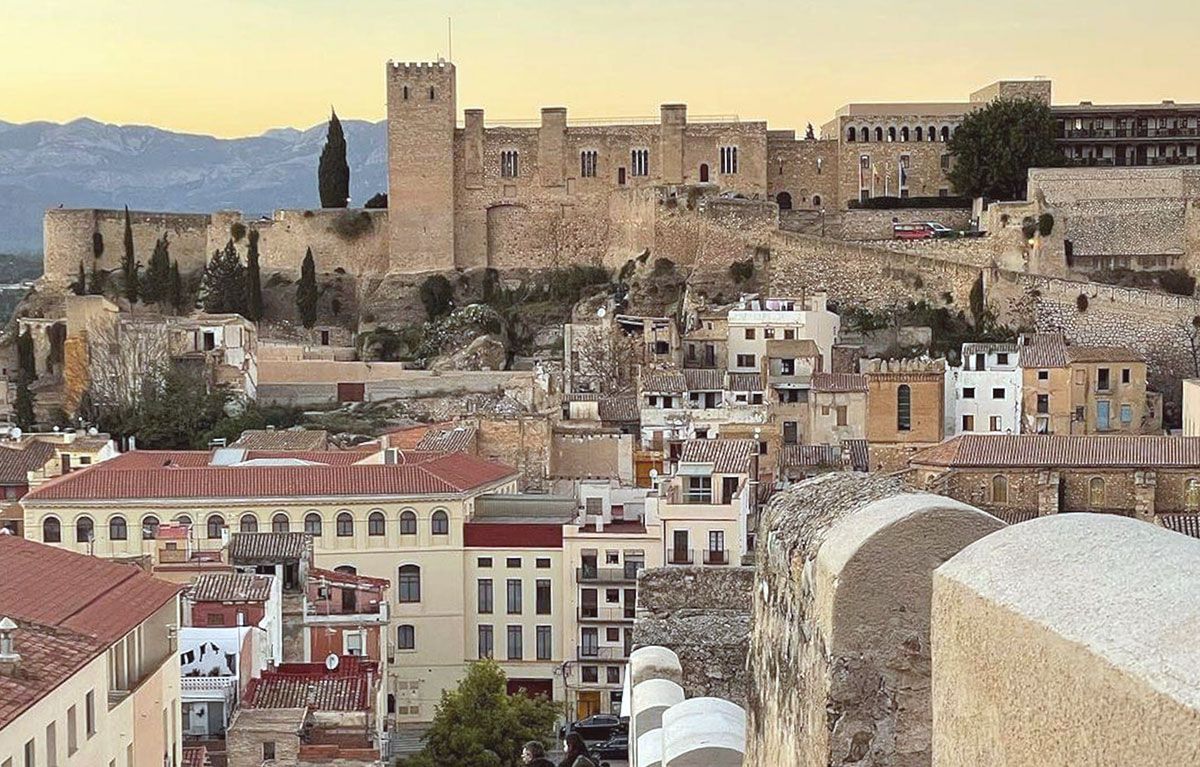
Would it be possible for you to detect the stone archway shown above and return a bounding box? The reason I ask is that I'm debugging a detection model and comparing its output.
[775,192,793,210]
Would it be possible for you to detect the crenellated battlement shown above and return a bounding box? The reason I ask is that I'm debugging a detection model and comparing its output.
[386,59,454,77]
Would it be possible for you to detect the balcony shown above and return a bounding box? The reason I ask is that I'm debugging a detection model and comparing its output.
[575,566,640,584]
[577,644,628,661]
[703,549,730,565]
[667,548,695,565]
[578,606,636,622]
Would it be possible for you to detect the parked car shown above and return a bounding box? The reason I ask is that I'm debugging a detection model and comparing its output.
[892,222,936,240]
[925,221,955,238]
[560,713,628,743]
[595,735,630,759]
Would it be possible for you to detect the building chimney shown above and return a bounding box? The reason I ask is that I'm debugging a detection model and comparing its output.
[0,616,21,676]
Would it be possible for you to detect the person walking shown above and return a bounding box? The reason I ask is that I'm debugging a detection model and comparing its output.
[521,740,555,767]
[557,732,597,767]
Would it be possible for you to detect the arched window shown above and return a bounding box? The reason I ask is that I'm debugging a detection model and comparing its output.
[239,514,258,533]
[304,513,322,536]
[336,512,354,537]
[500,150,519,179]
[428,86,435,100]
[400,510,417,535]
[940,126,950,142]
[142,515,160,540]
[175,514,192,527]
[847,126,857,142]
[699,163,709,182]
[580,150,598,178]
[335,564,357,575]
[207,515,225,540]
[1188,479,1200,510]
[874,127,883,142]
[887,126,896,142]
[915,126,924,142]
[812,194,822,208]
[775,191,793,210]
[896,385,912,432]
[900,126,910,142]
[860,127,870,143]
[368,511,386,537]
[928,125,937,141]
[431,510,449,536]
[76,516,94,544]
[272,513,289,533]
[991,475,1009,504]
[1089,477,1106,507]
[397,624,416,650]
[398,565,421,603]
[402,85,409,100]
[43,516,61,543]
[109,515,128,541]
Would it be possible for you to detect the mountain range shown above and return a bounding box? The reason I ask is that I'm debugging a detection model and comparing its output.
[0,117,389,256]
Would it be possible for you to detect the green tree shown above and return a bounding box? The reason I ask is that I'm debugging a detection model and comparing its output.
[72,261,87,296]
[947,98,1066,201]
[136,368,232,449]
[168,261,186,314]
[121,205,140,303]
[87,262,108,296]
[201,240,247,315]
[318,108,350,208]
[13,374,35,430]
[141,233,172,304]
[296,247,319,328]
[403,660,558,767]
[16,327,35,379]
[419,274,455,320]
[245,230,264,322]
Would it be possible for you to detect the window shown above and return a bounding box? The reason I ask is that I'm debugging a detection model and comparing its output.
[272,513,289,533]
[343,631,362,655]
[368,511,386,536]
[85,690,95,737]
[478,625,494,659]
[397,624,415,650]
[506,557,521,568]
[1120,404,1133,424]
[207,515,225,539]
[582,666,599,683]
[847,126,857,142]
[997,353,1010,365]
[262,742,275,761]
[46,722,57,767]
[536,557,551,568]
[1089,477,1106,507]
[76,516,93,544]
[992,475,1008,504]
[536,625,552,660]
[42,517,61,543]
[736,354,756,368]
[1122,368,1131,384]
[744,328,756,340]
[336,512,354,537]
[836,406,848,426]
[239,514,257,533]
[607,666,621,684]
[108,516,127,541]
[719,146,738,174]
[990,415,1002,431]
[992,387,1005,399]
[478,557,493,568]
[431,510,449,535]
[606,627,620,642]
[962,387,975,399]
[507,579,522,614]
[500,150,519,178]
[429,86,435,100]
[897,384,912,432]
[536,579,552,615]
[961,415,974,432]
[400,510,417,535]
[783,421,798,445]
[580,150,598,178]
[206,613,225,626]
[708,530,724,556]
[1097,368,1111,391]
[1188,479,1200,510]
[398,565,421,603]
[23,741,33,767]
[304,513,322,536]
[630,148,649,177]
[478,579,493,613]
[1038,370,1049,380]
[507,626,523,660]
[67,707,77,755]
[1037,394,1049,414]
[175,514,192,527]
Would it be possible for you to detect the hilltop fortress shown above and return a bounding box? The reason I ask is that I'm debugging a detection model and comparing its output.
[42,60,1053,283]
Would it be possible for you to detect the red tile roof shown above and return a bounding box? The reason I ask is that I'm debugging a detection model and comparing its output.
[1160,514,1200,539]
[911,435,1200,469]
[598,396,640,424]
[0,620,106,729]
[679,439,757,474]
[1066,346,1145,364]
[780,445,843,468]
[1018,333,1068,368]
[230,429,330,451]
[190,573,274,603]
[415,426,477,454]
[229,532,312,563]
[727,373,764,392]
[309,567,391,589]
[812,373,868,393]
[23,449,516,503]
[0,536,181,644]
[244,657,377,712]
[641,370,687,393]
[181,745,210,767]
[0,440,57,485]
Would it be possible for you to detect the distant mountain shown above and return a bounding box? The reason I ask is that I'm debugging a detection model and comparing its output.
[0,117,388,255]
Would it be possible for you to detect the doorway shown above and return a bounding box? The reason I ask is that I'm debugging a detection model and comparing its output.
[699,163,709,182]
[577,691,601,720]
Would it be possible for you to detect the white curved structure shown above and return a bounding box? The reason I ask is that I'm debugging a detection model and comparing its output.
[629,645,683,687]
[637,728,665,767]
[633,678,685,736]
[662,696,747,767]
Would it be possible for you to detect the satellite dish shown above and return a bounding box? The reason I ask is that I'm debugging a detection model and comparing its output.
[9,428,21,440]
[596,307,607,318]
[88,427,99,436]
[325,653,340,671]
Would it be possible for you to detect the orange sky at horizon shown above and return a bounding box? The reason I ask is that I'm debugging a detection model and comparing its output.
[2,0,1198,139]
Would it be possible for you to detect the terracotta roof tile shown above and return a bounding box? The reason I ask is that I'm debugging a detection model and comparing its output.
[190,573,274,603]
[845,439,870,472]
[780,445,843,468]
[0,441,57,485]
[1066,346,1145,364]
[598,396,640,424]
[727,373,764,392]
[1018,333,1068,368]
[24,450,516,503]
[0,620,106,729]
[181,746,210,767]
[679,439,757,474]
[812,373,868,393]
[229,532,312,563]
[682,369,725,391]
[911,435,1200,468]
[1160,514,1200,539]
[230,429,330,451]
[244,658,376,712]
[992,508,1040,525]
[415,426,477,454]
[641,370,686,393]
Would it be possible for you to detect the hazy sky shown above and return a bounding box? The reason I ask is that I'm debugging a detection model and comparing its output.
[3,0,1197,137]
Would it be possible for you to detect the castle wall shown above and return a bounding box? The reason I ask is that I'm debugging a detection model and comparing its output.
[44,209,211,285]
[836,143,954,209]
[767,134,839,211]
[840,207,973,240]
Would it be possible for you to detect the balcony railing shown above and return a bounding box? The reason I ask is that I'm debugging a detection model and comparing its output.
[576,566,640,583]
[578,606,636,622]
[1060,127,1200,140]
[703,549,730,565]
[668,548,695,565]
[577,644,628,660]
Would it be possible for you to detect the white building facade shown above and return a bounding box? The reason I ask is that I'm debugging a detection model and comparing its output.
[950,343,1022,435]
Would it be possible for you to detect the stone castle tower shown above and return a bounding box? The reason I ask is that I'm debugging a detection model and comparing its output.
[386,60,457,273]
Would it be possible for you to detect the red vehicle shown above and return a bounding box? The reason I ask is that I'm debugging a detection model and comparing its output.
[892,222,936,240]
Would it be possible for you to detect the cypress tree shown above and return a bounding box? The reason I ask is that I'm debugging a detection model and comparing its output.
[200,240,247,315]
[296,248,319,328]
[245,230,264,322]
[121,205,140,303]
[169,261,186,314]
[142,233,172,304]
[13,374,35,431]
[72,261,87,296]
[318,108,350,208]
[88,262,108,296]
[16,328,35,378]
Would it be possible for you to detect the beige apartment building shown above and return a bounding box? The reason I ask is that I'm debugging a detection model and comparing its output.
[0,536,182,767]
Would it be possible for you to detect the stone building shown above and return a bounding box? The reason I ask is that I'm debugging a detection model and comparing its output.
[863,358,947,471]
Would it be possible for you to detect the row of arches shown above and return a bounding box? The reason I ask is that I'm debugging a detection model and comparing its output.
[986,476,1200,508]
[40,508,452,544]
[847,124,955,144]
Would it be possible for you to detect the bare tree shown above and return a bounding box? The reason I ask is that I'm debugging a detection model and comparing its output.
[85,318,171,412]
[570,321,642,395]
